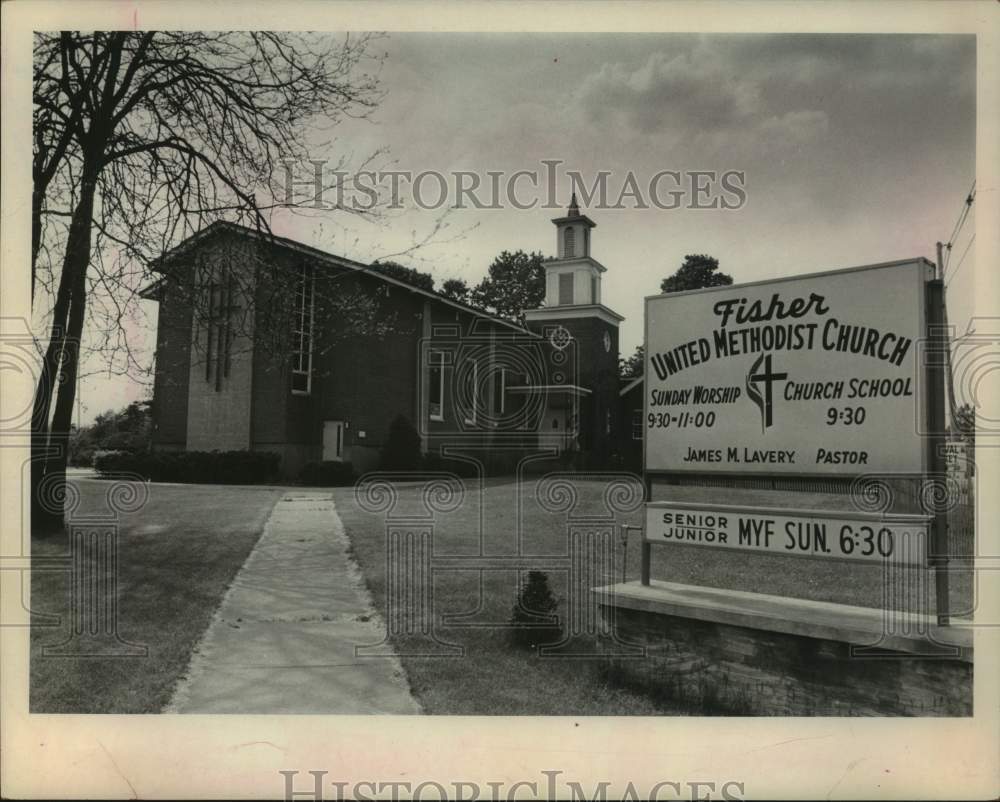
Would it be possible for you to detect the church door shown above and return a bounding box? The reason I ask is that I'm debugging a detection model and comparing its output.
[322,420,345,462]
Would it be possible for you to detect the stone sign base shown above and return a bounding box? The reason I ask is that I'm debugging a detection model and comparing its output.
[592,581,972,716]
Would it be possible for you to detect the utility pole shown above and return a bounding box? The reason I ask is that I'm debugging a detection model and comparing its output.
[935,242,959,437]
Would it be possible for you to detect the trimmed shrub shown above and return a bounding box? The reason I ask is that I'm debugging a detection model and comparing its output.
[93,449,280,484]
[421,451,480,478]
[92,449,128,473]
[380,414,423,472]
[300,461,355,486]
[509,570,562,651]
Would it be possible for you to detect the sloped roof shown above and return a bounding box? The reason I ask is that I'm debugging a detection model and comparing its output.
[141,220,537,337]
[619,375,643,396]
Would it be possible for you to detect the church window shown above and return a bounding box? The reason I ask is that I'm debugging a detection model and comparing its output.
[564,226,575,257]
[464,358,479,425]
[429,350,445,421]
[632,409,643,440]
[591,276,597,304]
[491,367,506,416]
[583,227,589,256]
[605,408,612,435]
[558,272,574,305]
[203,269,234,392]
[291,263,314,395]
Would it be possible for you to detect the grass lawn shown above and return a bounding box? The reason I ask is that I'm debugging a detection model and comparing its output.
[30,480,282,713]
[333,476,974,715]
[334,476,684,715]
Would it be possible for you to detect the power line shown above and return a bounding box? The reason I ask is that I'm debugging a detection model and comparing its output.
[945,233,974,290]
[943,179,975,272]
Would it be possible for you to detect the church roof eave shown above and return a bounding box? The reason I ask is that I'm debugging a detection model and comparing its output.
[619,375,644,396]
[523,303,625,324]
[550,214,596,228]
[145,220,538,337]
[543,255,608,273]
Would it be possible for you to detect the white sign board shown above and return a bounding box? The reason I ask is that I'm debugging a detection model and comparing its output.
[645,502,928,566]
[644,260,931,475]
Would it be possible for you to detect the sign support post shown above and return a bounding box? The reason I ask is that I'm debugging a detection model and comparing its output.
[641,474,652,585]
[926,278,950,625]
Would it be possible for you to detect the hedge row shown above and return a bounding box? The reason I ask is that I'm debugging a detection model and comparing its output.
[93,449,280,484]
[299,460,356,486]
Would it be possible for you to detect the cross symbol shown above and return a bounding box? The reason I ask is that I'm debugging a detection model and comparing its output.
[748,354,788,430]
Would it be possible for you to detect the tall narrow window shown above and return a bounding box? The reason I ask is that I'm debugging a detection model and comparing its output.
[491,367,506,416]
[291,263,314,395]
[632,409,643,440]
[590,276,597,304]
[583,227,589,256]
[429,350,445,421]
[564,226,575,257]
[558,272,574,305]
[464,358,479,425]
[204,270,234,391]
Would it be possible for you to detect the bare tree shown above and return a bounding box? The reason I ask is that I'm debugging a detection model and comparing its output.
[31,31,386,533]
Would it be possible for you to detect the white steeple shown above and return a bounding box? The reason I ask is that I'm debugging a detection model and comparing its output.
[545,193,603,307]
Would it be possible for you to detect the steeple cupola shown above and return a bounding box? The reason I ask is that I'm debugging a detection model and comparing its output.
[542,194,603,307]
[552,192,596,260]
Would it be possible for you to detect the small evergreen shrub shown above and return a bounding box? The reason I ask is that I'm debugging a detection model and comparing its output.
[509,570,562,650]
[380,414,423,472]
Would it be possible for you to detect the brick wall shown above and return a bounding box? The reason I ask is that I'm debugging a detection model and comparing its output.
[148,225,550,477]
[185,237,255,451]
[308,271,424,462]
[601,605,971,716]
[617,381,643,472]
[249,252,291,455]
[150,272,193,450]
[185,326,254,451]
[525,315,621,466]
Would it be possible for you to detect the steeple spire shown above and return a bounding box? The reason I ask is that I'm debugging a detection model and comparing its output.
[551,191,596,261]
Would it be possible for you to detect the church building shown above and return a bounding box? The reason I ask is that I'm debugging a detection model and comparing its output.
[142,198,631,477]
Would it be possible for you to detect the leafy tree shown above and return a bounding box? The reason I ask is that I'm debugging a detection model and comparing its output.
[470,250,546,322]
[619,344,644,379]
[953,403,975,448]
[661,254,732,294]
[69,401,153,466]
[613,255,731,382]
[370,260,436,292]
[440,277,470,303]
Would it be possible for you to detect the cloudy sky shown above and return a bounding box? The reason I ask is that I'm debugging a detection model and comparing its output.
[86,32,976,422]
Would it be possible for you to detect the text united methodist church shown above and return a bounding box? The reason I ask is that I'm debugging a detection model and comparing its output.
[143,199,644,477]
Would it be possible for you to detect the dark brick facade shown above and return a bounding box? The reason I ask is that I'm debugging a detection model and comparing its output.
[148,269,193,451]
[524,314,621,467]
[617,378,644,472]
[146,223,565,478]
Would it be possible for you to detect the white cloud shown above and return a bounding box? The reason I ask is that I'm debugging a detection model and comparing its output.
[757,110,830,146]
[578,49,761,134]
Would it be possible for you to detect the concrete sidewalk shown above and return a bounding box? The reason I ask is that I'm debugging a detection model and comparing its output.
[167,491,421,714]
